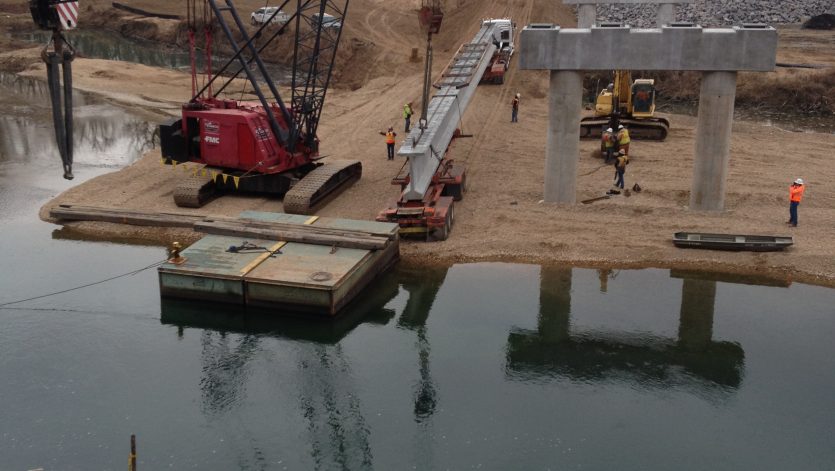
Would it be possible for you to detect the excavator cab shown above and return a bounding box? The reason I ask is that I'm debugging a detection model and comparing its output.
[631,79,656,117]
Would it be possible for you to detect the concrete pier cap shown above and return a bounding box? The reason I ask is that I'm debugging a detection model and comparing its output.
[520,23,778,71]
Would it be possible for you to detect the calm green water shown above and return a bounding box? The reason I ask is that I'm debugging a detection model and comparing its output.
[2,73,835,471]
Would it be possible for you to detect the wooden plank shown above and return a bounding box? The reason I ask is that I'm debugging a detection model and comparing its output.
[194,221,388,250]
[50,204,205,228]
[238,211,399,239]
[204,216,396,241]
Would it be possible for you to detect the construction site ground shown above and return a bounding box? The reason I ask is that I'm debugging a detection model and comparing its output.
[1,0,834,286]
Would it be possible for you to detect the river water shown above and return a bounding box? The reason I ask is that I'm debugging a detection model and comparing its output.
[2,66,835,470]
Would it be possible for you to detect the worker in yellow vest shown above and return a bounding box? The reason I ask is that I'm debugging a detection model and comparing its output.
[403,102,413,132]
[379,127,397,160]
[601,127,616,163]
[614,150,629,189]
[617,124,631,155]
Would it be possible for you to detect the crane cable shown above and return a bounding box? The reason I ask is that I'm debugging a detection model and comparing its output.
[0,259,169,308]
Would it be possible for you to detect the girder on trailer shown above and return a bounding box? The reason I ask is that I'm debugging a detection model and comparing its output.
[397,22,499,202]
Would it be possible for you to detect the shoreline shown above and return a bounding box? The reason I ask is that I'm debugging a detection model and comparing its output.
[1,3,830,291]
[46,214,834,290]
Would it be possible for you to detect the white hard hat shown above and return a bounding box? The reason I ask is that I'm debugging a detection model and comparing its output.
[606,127,613,132]
[794,178,804,185]
[516,93,520,98]
[618,125,624,129]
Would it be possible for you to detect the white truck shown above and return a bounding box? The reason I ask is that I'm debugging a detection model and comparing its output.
[250,6,289,26]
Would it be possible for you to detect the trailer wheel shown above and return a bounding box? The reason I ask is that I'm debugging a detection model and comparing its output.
[429,206,452,241]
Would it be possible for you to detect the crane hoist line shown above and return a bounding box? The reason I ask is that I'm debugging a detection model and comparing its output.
[159,0,361,215]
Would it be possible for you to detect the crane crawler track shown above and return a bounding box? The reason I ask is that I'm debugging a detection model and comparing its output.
[283,160,362,215]
[174,172,217,208]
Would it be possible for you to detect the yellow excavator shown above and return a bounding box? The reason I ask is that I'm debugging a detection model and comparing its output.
[580,70,670,141]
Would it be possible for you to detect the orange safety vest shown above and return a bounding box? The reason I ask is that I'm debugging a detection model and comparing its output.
[386,131,395,144]
[790,184,805,202]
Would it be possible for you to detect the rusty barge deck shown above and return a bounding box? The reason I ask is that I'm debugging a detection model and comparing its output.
[157,211,399,316]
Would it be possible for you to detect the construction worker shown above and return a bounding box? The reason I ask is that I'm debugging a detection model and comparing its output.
[788,178,805,227]
[614,150,629,190]
[511,93,520,123]
[602,127,616,162]
[617,124,630,155]
[403,102,413,132]
[379,127,397,160]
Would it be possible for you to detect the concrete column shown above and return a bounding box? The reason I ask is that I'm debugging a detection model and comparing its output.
[545,70,583,204]
[657,3,675,26]
[690,71,737,211]
[577,4,596,28]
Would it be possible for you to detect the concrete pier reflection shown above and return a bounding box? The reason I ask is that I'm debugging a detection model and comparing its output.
[507,266,746,388]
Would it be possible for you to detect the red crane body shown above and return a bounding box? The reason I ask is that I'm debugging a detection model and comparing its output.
[180,99,317,175]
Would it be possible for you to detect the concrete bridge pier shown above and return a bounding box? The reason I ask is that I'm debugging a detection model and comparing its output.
[545,71,584,204]
[657,3,676,26]
[577,4,596,28]
[691,71,737,211]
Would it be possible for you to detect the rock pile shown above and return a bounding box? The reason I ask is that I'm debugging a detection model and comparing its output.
[592,0,834,27]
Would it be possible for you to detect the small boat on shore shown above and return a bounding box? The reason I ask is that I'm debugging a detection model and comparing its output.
[673,232,794,252]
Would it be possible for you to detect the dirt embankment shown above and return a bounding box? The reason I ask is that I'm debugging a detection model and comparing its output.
[2,0,835,287]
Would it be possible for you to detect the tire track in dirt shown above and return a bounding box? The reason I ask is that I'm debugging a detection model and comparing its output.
[455,0,534,177]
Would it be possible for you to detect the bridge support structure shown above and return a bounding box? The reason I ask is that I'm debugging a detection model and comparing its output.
[520,24,777,210]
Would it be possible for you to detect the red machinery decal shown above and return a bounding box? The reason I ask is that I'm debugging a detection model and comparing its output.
[204,120,220,133]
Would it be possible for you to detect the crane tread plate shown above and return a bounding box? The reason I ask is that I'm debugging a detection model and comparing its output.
[174,172,216,208]
[283,159,362,215]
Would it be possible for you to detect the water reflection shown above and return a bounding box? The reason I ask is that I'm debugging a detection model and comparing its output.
[506,266,748,390]
[0,73,156,168]
[396,266,447,422]
[159,276,399,470]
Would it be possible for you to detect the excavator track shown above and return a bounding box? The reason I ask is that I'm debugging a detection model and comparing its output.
[580,117,670,141]
[173,171,216,208]
[283,159,362,215]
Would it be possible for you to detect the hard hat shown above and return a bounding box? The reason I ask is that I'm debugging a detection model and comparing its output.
[606,127,613,132]
[388,126,393,131]
[794,178,804,185]
[618,125,624,129]
[516,93,520,98]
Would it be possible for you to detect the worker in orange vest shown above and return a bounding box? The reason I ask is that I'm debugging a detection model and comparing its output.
[788,178,805,227]
[617,124,630,155]
[379,127,397,160]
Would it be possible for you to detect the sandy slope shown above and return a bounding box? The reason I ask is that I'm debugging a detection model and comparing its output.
[2,0,834,285]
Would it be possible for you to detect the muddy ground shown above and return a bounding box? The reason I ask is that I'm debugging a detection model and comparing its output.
[1,1,834,286]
